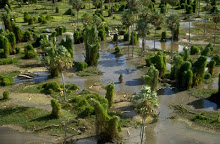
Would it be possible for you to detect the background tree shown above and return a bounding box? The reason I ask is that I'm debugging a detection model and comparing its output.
[133,86,159,144]
[212,13,220,47]
[44,45,73,100]
[166,14,180,62]
[150,11,164,53]
[70,0,83,28]
[203,0,212,35]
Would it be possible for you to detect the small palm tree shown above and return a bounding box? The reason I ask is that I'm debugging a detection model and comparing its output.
[133,86,159,144]
[150,11,164,53]
[213,13,220,47]
[70,0,83,28]
[44,45,73,100]
[167,14,179,62]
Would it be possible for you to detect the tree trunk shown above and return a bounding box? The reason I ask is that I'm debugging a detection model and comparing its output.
[77,10,79,28]
[109,0,110,9]
[128,27,130,59]
[132,25,134,57]
[204,12,207,36]
[142,35,145,52]
[140,118,146,144]
[61,71,66,100]
[171,28,174,63]
[154,29,156,54]
[101,1,103,14]
[214,22,217,47]
[198,0,200,17]
[189,18,191,44]
[89,0,91,12]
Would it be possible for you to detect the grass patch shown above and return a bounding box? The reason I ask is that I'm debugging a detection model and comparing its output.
[14,84,41,93]
[76,67,103,77]
[189,87,218,99]
[0,58,19,65]
[0,71,20,78]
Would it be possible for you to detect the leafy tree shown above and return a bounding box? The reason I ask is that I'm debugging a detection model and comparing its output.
[44,45,72,100]
[6,32,16,54]
[1,36,10,58]
[170,54,184,80]
[83,25,100,66]
[193,56,207,86]
[70,0,83,28]
[142,65,159,91]
[133,86,158,144]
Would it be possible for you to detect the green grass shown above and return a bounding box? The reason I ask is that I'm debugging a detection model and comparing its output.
[0,71,20,78]
[76,67,103,77]
[0,58,19,65]
[188,87,218,99]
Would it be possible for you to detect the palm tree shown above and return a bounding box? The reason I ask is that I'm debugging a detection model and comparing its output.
[204,0,211,35]
[133,86,159,144]
[44,45,73,100]
[137,9,150,52]
[122,10,134,59]
[70,0,83,28]
[213,13,220,47]
[167,14,179,62]
[150,11,164,53]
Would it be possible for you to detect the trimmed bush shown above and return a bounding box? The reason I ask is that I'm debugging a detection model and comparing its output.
[161,31,167,42]
[12,24,24,42]
[23,31,32,42]
[24,12,30,23]
[201,46,211,56]
[190,45,200,55]
[105,83,115,108]
[74,28,83,44]
[6,32,16,54]
[98,29,106,41]
[74,61,88,71]
[28,17,34,25]
[204,72,211,80]
[40,82,62,94]
[60,35,73,57]
[115,46,121,54]
[63,8,75,16]
[2,37,10,58]
[208,60,216,75]
[51,99,61,119]
[56,7,59,13]
[211,55,220,65]
[113,34,118,42]
[15,47,21,54]
[0,75,14,86]
[3,91,9,100]
[0,58,17,65]
[65,84,79,92]
[24,44,36,59]
[193,56,207,86]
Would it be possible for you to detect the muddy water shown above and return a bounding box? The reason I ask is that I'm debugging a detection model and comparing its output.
[65,44,145,95]
[0,127,54,144]
[139,39,184,53]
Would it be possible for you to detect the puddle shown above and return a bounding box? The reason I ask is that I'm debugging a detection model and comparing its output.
[139,39,184,53]
[14,71,49,84]
[180,21,195,29]
[188,99,218,111]
[0,127,54,144]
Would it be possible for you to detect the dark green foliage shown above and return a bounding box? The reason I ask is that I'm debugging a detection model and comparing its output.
[173,23,180,41]
[160,4,167,14]
[15,47,21,54]
[204,72,211,80]
[0,58,17,65]
[118,4,126,11]
[91,99,120,141]
[55,26,66,36]
[108,9,112,17]
[130,31,138,45]
[180,47,190,61]
[1,37,10,58]
[3,91,9,100]
[38,15,47,24]
[28,17,34,25]
[219,74,220,93]
[24,12,30,23]
[65,84,79,92]
[145,52,167,77]
[105,83,115,108]
[192,0,197,13]
[161,31,167,42]
[60,35,73,57]
[105,5,109,9]
[201,47,211,56]
[98,28,106,41]
[63,8,75,16]
[123,31,130,41]
[74,61,88,71]
[0,75,14,86]
[113,34,118,42]
[193,56,207,86]
[56,7,59,13]
[142,65,159,91]
[211,55,220,65]
[206,43,214,51]
[51,99,61,119]
[40,82,62,94]
[74,29,83,44]
[24,44,36,59]
[208,60,216,75]
[23,31,32,42]
[84,25,100,66]
[1,13,13,32]
[6,32,16,54]
[190,45,200,55]
[192,113,207,121]
[114,46,121,54]
[170,55,184,80]
[12,24,24,42]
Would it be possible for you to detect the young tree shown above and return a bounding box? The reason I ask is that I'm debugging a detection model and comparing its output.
[70,0,83,28]
[142,65,159,91]
[44,45,73,100]
[133,86,159,144]
[212,13,220,47]
[105,83,115,107]
[166,14,180,62]
[150,11,164,53]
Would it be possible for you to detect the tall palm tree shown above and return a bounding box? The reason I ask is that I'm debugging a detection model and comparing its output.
[44,45,73,100]
[167,14,179,62]
[70,0,83,28]
[213,13,220,47]
[122,10,134,59]
[150,11,164,53]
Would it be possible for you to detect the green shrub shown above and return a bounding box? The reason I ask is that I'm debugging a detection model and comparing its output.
[161,31,167,42]
[23,31,32,42]
[192,113,207,121]
[105,83,115,108]
[185,4,193,14]
[0,75,14,86]
[208,60,216,75]
[55,26,66,36]
[204,72,211,80]
[2,37,10,58]
[74,61,88,71]
[201,47,211,56]
[130,31,138,45]
[115,46,121,54]
[6,32,16,54]
[190,45,200,55]
[105,5,109,9]
[211,55,220,65]
[55,7,59,13]
[65,84,79,92]
[123,31,130,41]
[0,58,17,65]
[15,47,21,54]
[206,43,214,51]
[98,29,106,41]
[74,28,83,44]
[24,44,36,59]
[28,17,34,25]
[108,9,112,17]
[193,56,207,86]
[3,91,9,100]
[40,82,62,94]
[63,8,75,16]
[113,34,118,42]
[51,99,61,119]
[12,24,24,42]
[24,12,30,23]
